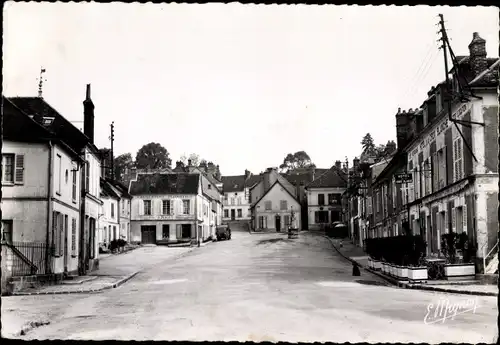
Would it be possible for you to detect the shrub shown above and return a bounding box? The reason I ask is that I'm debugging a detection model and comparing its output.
[441,232,459,264]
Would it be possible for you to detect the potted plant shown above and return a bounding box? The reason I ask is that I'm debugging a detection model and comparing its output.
[442,233,476,280]
[407,236,428,283]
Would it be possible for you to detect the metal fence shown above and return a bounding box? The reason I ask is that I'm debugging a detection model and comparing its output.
[9,242,53,276]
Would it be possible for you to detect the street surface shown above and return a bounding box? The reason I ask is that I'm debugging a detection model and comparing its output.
[2,229,497,343]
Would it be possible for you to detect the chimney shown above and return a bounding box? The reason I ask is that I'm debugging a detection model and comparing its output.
[263,167,277,192]
[244,169,250,180]
[187,159,192,167]
[353,157,360,169]
[83,84,95,144]
[468,32,488,77]
[335,160,341,170]
[396,108,412,150]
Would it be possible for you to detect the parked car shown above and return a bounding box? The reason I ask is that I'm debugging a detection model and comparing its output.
[216,225,231,241]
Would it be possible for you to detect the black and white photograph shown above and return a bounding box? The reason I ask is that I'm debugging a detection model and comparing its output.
[1,2,499,343]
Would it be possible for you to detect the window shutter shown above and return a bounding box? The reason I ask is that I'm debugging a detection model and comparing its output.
[451,207,456,232]
[52,211,57,255]
[71,218,76,256]
[139,199,144,216]
[462,205,467,233]
[15,154,25,184]
[176,224,182,239]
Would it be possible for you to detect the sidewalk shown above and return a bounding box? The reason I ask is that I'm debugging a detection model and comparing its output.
[325,236,498,297]
[11,246,194,296]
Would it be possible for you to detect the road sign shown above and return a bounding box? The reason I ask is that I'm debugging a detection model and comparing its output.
[395,173,413,184]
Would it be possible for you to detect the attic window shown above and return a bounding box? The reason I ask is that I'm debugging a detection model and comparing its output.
[208,184,211,189]
[234,185,238,189]
[42,117,55,125]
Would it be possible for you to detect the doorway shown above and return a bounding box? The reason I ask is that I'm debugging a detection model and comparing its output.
[275,215,281,232]
[231,209,236,220]
[141,225,156,244]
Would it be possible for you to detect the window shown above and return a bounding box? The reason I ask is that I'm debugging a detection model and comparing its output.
[224,209,229,218]
[280,200,287,210]
[318,194,325,205]
[231,198,235,205]
[237,197,242,205]
[122,200,125,212]
[85,161,90,192]
[162,200,172,215]
[453,137,464,182]
[436,90,442,113]
[265,201,272,210]
[57,154,62,194]
[183,200,190,214]
[52,211,63,256]
[162,224,170,239]
[1,154,15,183]
[1,220,13,244]
[259,216,267,229]
[237,209,242,218]
[143,200,152,215]
[72,170,77,201]
[111,203,115,218]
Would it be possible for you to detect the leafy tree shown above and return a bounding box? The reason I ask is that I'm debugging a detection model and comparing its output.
[361,133,375,154]
[180,153,202,166]
[135,142,172,170]
[279,151,316,173]
[114,153,135,182]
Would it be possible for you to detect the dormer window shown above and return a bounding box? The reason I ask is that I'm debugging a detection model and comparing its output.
[208,184,211,189]
[436,90,442,114]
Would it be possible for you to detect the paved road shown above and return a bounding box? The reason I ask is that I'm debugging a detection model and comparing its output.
[1,230,497,342]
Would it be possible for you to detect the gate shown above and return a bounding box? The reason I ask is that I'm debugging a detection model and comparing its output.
[8,242,53,276]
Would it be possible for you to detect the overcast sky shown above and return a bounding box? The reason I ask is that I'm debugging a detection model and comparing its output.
[3,3,498,175]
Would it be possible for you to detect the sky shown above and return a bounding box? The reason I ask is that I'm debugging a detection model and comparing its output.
[3,3,499,175]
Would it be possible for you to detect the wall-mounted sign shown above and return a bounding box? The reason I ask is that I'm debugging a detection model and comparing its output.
[395,173,413,184]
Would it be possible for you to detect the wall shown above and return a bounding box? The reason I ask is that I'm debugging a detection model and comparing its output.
[99,196,120,244]
[254,183,301,230]
[130,220,196,243]
[2,141,49,198]
[307,187,344,230]
[1,201,48,242]
[131,194,197,220]
[52,145,80,206]
[223,190,251,220]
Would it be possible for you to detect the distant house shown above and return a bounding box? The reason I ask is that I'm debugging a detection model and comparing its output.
[305,162,348,230]
[250,168,301,231]
[99,178,120,248]
[129,172,216,245]
[221,170,259,222]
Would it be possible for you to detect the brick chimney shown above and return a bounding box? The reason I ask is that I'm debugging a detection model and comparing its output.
[353,157,360,169]
[244,169,250,180]
[335,160,341,170]
[468,32,488,77]
[395,107,412,150]
[187,159,192,167]
[83,84,95,144]
[263,167,277,192]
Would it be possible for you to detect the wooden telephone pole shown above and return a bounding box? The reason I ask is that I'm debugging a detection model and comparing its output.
[110,122,115,181]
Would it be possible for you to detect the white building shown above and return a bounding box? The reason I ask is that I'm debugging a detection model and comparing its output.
[130,172,217,245]
[305,163,347,230]
[250,168,301,231]
[99,178,120,248]
[221,170,260,222]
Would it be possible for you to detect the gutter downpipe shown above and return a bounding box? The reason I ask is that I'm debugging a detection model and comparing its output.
[46,141,54,274]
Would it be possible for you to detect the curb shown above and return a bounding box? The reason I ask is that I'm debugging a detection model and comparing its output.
[324,236,498,297]
[11,271,141,296]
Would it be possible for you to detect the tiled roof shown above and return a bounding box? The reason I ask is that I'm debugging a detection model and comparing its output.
[468,58,499,87]
[251,180,300,209]
[3,97,54,142]
[245,174,262,189]
[201,174,222,201]
[101,179,120,199]
[306,166,348,189]
[8,97,91,153]
[129,173,199,195]
[105,178,132,198]
[221,175,246,193]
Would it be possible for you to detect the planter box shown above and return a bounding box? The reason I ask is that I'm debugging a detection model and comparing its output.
[395,266,409,280]
[373,260,381,271]
[408,266,428,283]
[444,263,475,281]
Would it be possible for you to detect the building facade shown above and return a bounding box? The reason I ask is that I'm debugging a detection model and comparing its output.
[306,163,347,231]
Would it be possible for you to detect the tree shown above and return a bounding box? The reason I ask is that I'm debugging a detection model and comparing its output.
[180,153,201,166]
[361,133,375,154]
[279,151,316,173]
[114,153,135,182]
[135,142,172,170]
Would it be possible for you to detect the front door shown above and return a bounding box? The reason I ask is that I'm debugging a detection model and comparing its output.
[141,226,156,244]
[231,209,235,220]
[275,215,281,232]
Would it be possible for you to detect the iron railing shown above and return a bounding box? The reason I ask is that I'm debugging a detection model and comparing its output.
[7,242,53,276]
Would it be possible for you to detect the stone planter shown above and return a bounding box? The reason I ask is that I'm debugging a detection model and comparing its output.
[373,260,381,271]
[444,263,475,281]
[395,266,409,280]
[408,266,428,283]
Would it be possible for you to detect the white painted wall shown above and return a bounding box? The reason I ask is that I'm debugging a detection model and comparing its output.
[223,190,251,221]
[253,183,301,230]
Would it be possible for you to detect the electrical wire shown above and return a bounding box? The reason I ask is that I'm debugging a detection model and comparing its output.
[399,41,436,103]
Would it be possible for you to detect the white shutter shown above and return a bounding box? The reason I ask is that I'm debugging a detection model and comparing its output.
[462,205,467,233]
[156,199,161,216]
[451,207,456,232]
[139,199,144,216]
[15,154,25,184]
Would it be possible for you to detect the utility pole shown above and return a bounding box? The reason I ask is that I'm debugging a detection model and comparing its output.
[37,67,47,98]
[345,157,351,240]
[110,122,115,181]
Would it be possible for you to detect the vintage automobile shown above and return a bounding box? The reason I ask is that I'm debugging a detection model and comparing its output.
[216,225,231,241]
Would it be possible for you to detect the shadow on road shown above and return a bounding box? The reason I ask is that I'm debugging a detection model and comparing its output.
[255,238,291,246]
